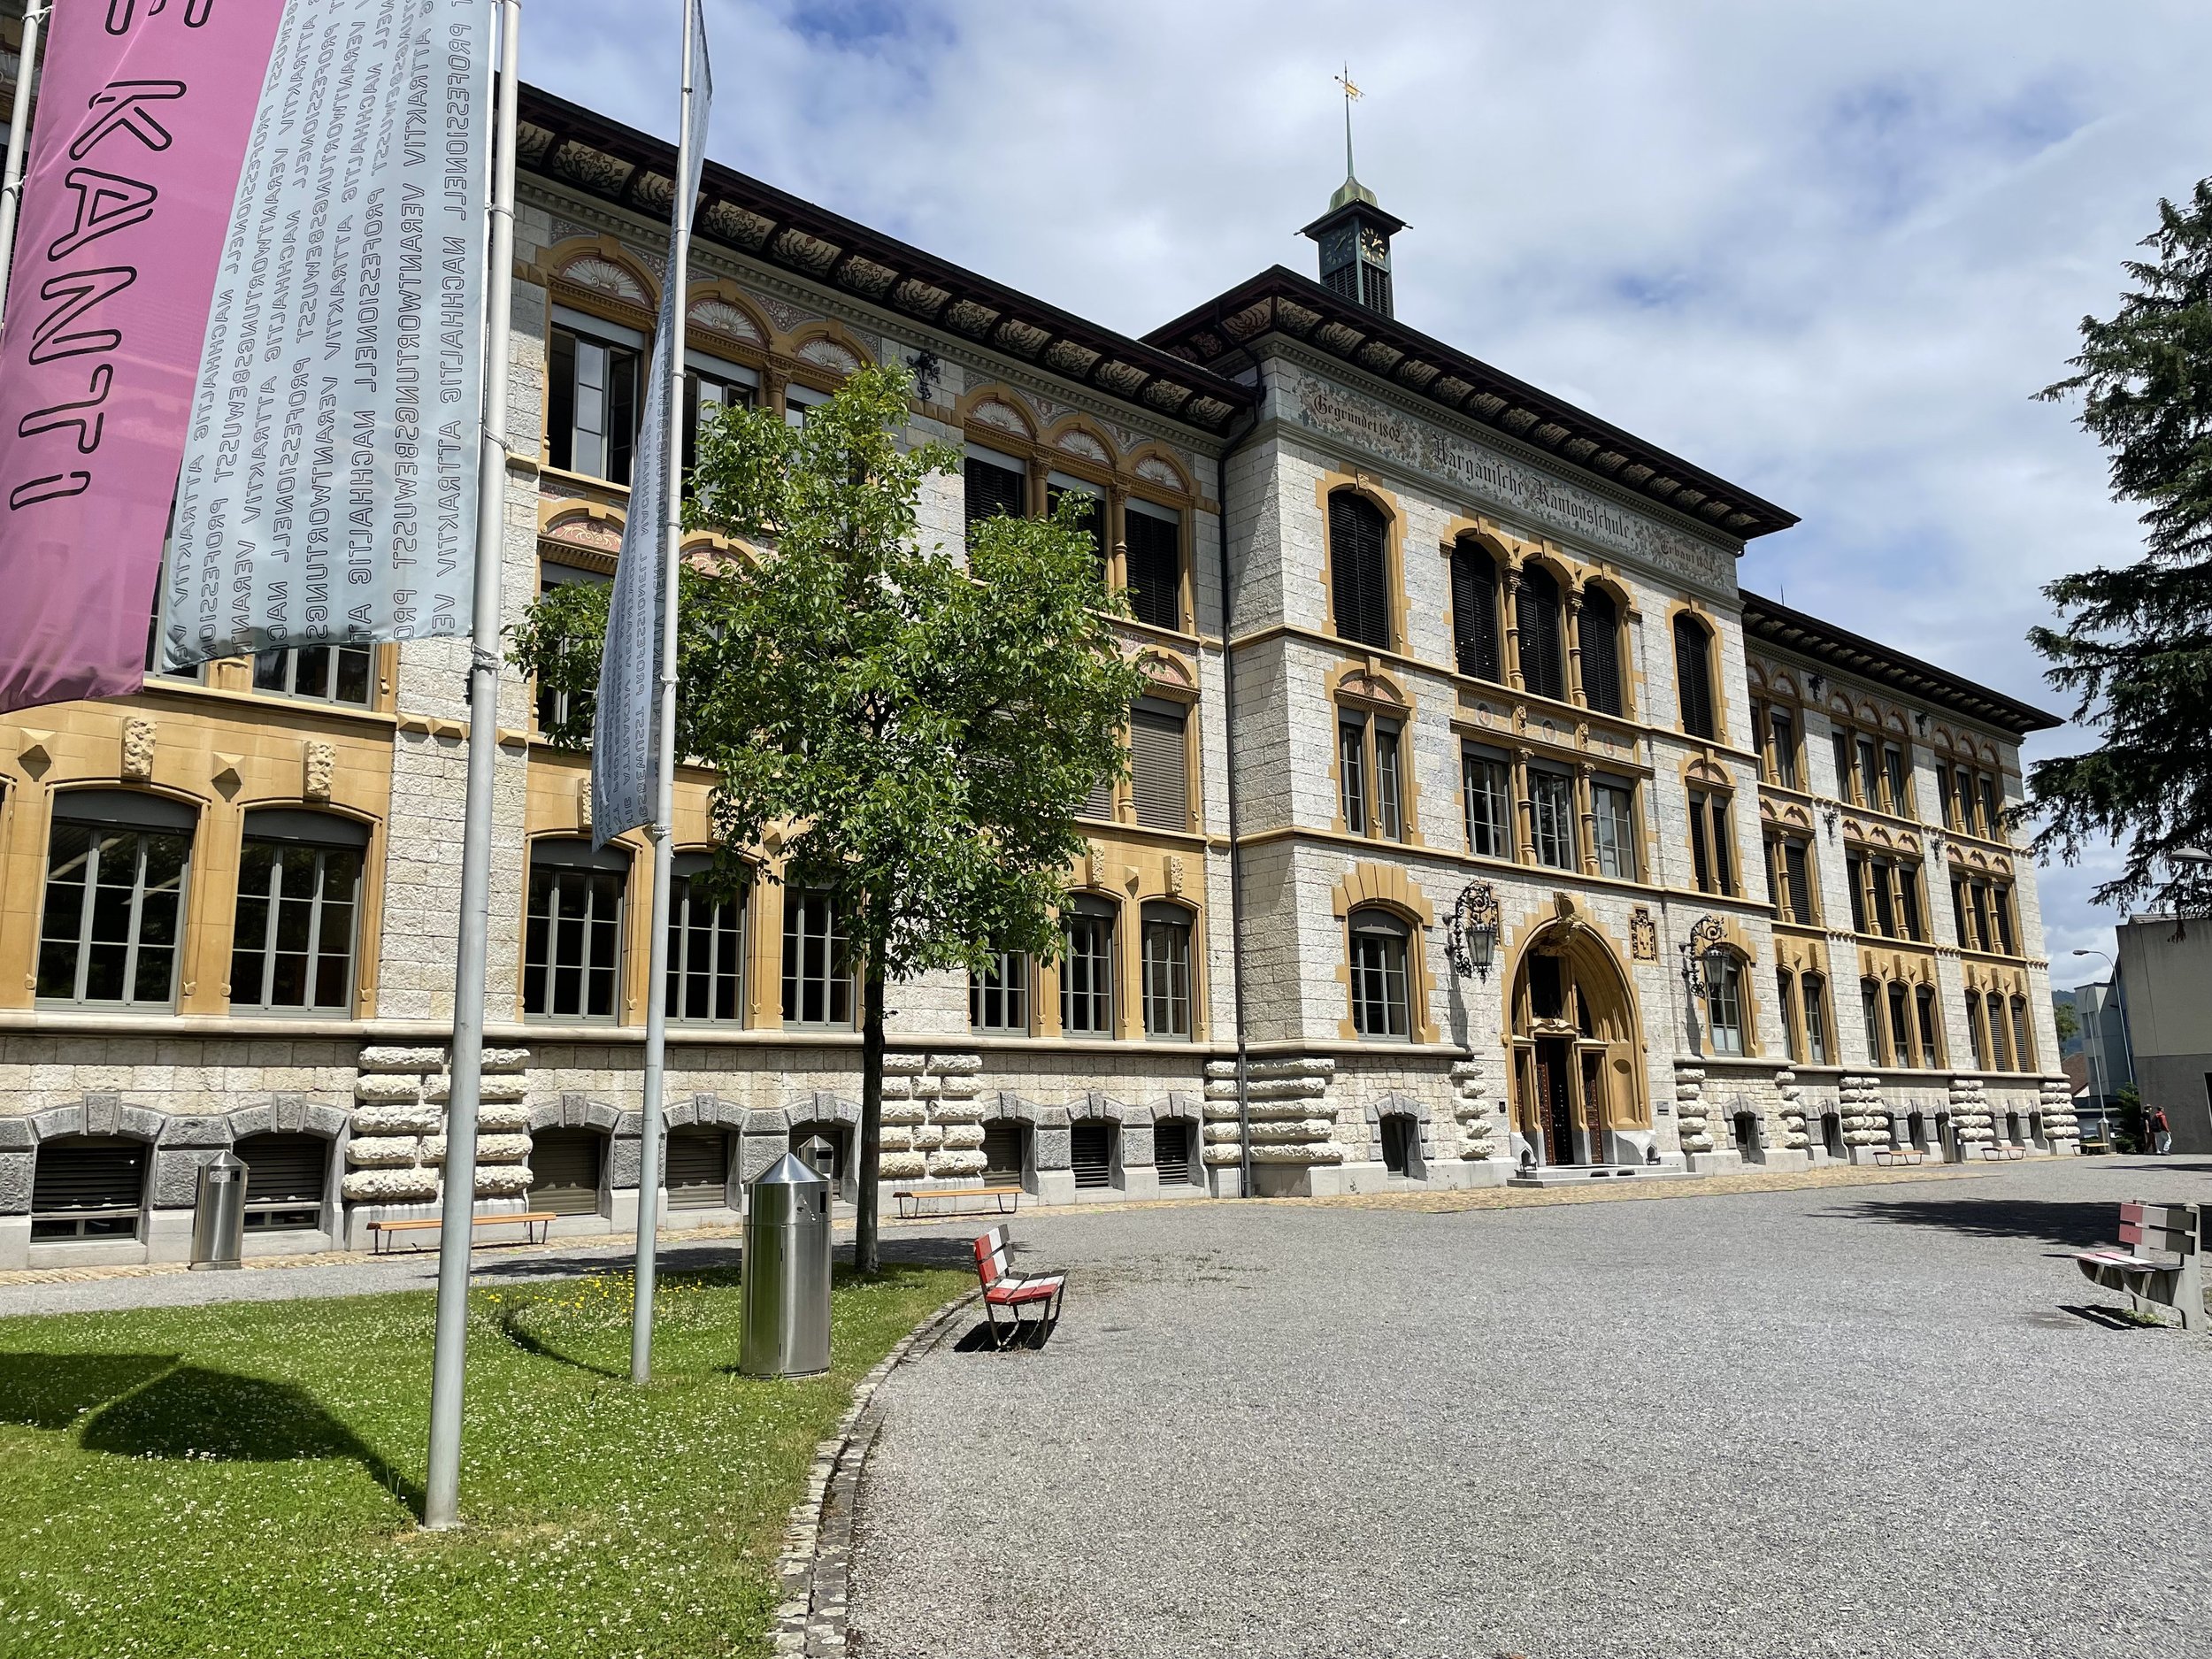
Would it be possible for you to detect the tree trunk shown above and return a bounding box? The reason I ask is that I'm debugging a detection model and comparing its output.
[856,957,887,1277]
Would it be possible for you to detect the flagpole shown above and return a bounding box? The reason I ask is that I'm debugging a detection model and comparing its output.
[630,0,699,1386]
[423,0,520,1532]
[0,1,50,326]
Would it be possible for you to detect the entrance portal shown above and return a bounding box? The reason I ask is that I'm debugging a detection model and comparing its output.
[1509,917,1647,1167]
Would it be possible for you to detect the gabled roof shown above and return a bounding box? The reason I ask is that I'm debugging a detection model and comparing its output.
[1741,589,2062,738]
[1146,266,1799,541]
[515,84,1257,435]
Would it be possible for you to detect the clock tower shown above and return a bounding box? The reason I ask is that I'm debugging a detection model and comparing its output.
[1303,178,1406,318]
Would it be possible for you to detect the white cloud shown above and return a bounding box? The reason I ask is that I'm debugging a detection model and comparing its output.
[523,0,2212,958]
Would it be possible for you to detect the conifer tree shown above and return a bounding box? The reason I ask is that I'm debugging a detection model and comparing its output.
[2029,179,2212,912]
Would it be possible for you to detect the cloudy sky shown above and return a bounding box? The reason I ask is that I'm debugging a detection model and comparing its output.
[527,0,2212,982]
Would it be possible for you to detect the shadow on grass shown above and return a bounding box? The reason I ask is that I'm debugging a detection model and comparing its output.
[491,1313,626,1381]
[0,1352,424,1518]
[1824,1196,2123,1251]
[0,1352,180,1430]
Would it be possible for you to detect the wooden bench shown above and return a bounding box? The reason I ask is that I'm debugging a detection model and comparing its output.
[894,1184,1023,1220]
[1978,1141,2027,1161]
[2076,1201,2205,1331]
[1872,1146,1925,1167]
[367,1211,556,1256]
[971,1225,1065,1348]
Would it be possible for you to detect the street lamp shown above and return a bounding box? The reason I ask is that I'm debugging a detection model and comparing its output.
[1446,881,1501,982]
[1678,915,1728,1051]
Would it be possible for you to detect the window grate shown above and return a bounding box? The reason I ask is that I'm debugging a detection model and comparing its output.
[1153,1120,1192,1185]
[981,1121,1025,1187]
[1070,1123,1113,1189]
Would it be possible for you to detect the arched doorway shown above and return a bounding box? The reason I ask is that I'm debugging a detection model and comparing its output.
[1509,919,1646,1166]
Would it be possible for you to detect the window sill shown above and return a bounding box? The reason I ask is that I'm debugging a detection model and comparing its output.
[126,678,402,728]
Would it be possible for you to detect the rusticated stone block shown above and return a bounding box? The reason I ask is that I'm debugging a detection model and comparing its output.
[926,1148,987,1177]
[358,1047,447,1073]
[939,1123,984,1151]
[879,1151,926,1180]
[1032,1127,1071,1169]
[480,1048,530,1073]
[342,1167,439,1202]
[926,1053,982,1076]
[0,1151,32,1214]
[475,1164,534,1197]
[355,1075,422,1103]
[353,1104,441,1135]
[346,1136,421,1168]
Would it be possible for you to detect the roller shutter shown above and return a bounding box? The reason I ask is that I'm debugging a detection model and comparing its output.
[664,1128,729,1210]
[1128,701,1190,832]
[235,1133,328,1230]
[1125,508,1181,630]
[1153,1120,1192,1184]
[30,1137,146,1239]
[981,1121,1025,1186]
[529,1129,603,1216]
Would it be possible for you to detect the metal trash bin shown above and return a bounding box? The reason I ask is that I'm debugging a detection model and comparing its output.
[189,1149,249,1271]
[738,1152,832,1378]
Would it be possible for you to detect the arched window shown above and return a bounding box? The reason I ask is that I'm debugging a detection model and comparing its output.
[1061,895,1118,1035]
[1449,541,1502,681]
[1578,588,1624,715]
[980,1119,1028,1187]
[1379,1110,1422,1178]
[1348,907,1413,1040]
[665,1125,733,1210]
[1327,492,1392,649]
[232,810,369,1013]
[2010,995,2034,1069]
[666,852,747,1024]
[1674,614,1717,739]
[1516,567,1566,702]
[525,838,627,1021]
[1071,1120,1118,1189]
[1153,1118,1197,1186]
[37,790,196,1009]
[1140,901,1193,1040]
[1861,978,1887,1065]
[549,306,644,483]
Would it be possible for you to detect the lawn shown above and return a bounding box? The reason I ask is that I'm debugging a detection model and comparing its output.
[0,1262,966,1658]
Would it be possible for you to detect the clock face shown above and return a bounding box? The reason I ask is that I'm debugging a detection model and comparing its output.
[1322,227,1356,270]
[1359,226,1389,265]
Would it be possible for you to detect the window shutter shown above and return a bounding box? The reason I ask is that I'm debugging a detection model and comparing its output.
[1329,494,1390,648]
[1450,547,1501,680]
[1517,570,1565,702]
[1674,617,1715,738]
[1125,509,1181,630]
[31,1138,146,1215]
[1578,589,1623,714]
[964,455,1027,539]
[1070,1123,1113,1189]
[1785,841,1813,923]
[1080,773,1114,819]
[529,1129,603,1216]
[1128,703,1190,831]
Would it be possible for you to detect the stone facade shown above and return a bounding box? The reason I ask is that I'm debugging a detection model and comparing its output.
[0,88,2072,1268]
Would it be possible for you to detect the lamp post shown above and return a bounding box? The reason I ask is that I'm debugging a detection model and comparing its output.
[1678,915,1728,1053]
[2072,947,2135,1103]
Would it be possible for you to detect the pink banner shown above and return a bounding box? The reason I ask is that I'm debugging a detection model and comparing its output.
[0,0,285,713]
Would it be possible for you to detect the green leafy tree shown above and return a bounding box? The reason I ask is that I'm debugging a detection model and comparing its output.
[2029,179,2212,911]
[2052,996,2081,1047]
[511,364,1150,1271]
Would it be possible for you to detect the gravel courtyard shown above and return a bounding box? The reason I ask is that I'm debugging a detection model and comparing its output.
[849,1156,2212,1659]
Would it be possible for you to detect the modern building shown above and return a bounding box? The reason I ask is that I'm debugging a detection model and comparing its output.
[0,69,2075,1267]
[2112,917,2212,1152]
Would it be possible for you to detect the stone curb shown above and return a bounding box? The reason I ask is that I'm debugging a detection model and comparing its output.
[772,1286,981,1657]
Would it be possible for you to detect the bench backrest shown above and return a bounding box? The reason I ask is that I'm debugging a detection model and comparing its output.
[2120,1201,2200,1256]
[972,1225,1012,1287]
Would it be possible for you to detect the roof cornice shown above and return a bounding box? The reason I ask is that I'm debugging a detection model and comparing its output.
[514,83,1256,436]
[1740,589,2062,739]
[1145,265,1799,539]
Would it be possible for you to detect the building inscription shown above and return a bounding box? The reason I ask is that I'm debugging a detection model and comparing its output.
[1285,370,1739,596]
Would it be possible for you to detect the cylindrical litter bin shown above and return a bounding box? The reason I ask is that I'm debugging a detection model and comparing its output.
[189,1149,249,1271]
[739,1152,832,1378]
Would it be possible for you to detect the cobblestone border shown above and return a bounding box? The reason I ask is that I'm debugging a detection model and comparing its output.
[773,1286,980,1657]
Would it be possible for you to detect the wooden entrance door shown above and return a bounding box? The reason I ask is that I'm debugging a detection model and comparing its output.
[1535,1038,1575,1164]
[1580,1049,1608,1164]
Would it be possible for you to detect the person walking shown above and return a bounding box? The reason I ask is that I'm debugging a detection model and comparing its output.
[2148,1106,2172,1156]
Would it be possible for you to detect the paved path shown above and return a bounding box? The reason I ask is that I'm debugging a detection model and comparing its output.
[848,1156,2212,1659]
